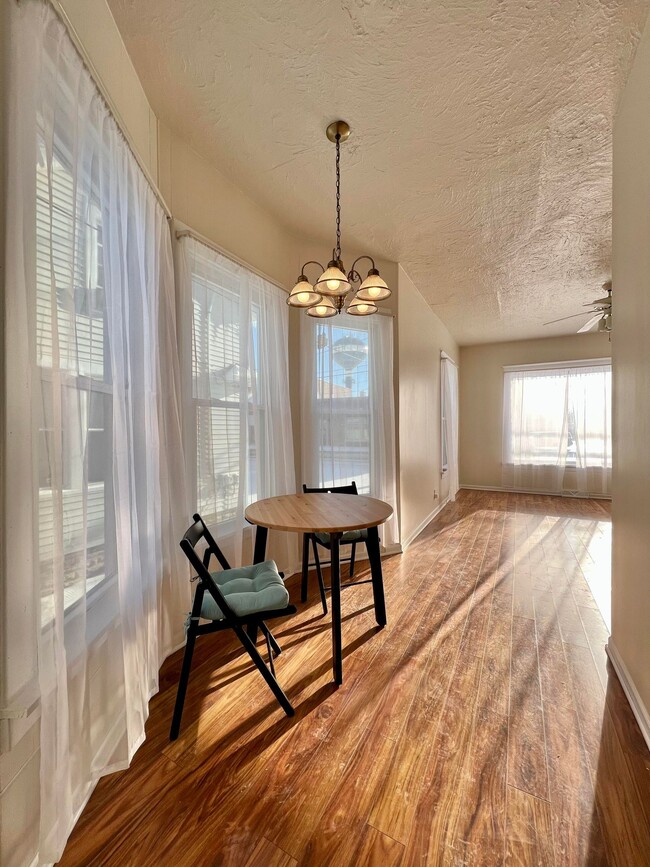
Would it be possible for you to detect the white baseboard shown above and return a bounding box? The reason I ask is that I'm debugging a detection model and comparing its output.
[460,484,612,501]
[401,497,450,550]
[606,638,650,752]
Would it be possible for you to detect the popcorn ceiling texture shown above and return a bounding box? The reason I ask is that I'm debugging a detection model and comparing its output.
[109,0,648,343]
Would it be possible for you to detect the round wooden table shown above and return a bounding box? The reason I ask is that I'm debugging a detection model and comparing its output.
[245,493,393,684]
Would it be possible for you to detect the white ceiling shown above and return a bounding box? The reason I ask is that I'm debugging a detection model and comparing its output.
[109,0,648,344]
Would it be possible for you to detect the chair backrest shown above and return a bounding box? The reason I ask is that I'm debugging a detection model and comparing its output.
[302,481,359,495]
[180,513,234,619]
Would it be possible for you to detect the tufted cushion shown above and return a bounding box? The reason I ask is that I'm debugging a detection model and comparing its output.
[199,560,289,621]
[314,529,368,546]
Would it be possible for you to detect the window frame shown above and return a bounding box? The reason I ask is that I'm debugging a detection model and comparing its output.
[35,129,116,618]
[502,357,612,469]
[190,276,264,530]
[310,319,372,494]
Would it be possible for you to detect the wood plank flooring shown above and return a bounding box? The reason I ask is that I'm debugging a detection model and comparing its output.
[58,490,650,867]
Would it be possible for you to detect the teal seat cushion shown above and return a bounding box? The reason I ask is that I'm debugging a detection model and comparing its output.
[314,529,368,546]
[199,560,289,621]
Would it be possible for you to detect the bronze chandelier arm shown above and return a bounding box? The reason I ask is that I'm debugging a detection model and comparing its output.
[299,260,326,278]
[347,255,376,283]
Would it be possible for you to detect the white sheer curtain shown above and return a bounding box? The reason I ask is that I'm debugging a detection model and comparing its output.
[441,355,459,501]
[177,236,296,573]
[3,3,189,864]
[502,361,611,495]
[301,311,398,548]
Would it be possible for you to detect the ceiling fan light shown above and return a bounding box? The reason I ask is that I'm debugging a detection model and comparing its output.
[356,269,391,302]
[315,261,351,297]
[287,276,322,308]
[306,295,338,318]
[347,295,378,316]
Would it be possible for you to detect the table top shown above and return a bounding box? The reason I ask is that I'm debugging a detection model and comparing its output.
[245,493,393,534]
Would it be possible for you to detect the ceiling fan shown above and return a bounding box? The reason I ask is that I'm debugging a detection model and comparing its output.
[544,280,612,334]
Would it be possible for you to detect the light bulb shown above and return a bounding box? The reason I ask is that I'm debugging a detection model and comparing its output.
[356,303,369,313]
[297,291,310,304]
[327,279,342,292]
[367,287,381,299]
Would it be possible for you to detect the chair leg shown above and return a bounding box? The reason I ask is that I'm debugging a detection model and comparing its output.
[330,533,343,685]
[236,626,294,716]
[366,526,387,628]
[349,541,356,578]
[247,621,259,644]
[169,625,198,741]
[301,533,310,602]
[260,621,282,656]
[312,538,328,614]
[264,628,276,677]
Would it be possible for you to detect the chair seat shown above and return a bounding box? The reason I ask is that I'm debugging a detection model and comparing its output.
[200,560,289,621]
[314,529,368,547]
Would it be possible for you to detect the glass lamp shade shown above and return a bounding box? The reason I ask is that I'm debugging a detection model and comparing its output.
[356,269,391,302]
[306,295,338,318]
[315,261,351,297]
[287,276,322,308]
[347,295,378,316]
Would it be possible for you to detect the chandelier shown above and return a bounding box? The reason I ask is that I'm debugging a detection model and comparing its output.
[287,120,391,318]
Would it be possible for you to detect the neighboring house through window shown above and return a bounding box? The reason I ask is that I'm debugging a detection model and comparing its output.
[36,131,115,616]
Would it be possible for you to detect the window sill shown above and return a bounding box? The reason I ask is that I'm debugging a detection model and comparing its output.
[41,571,118,640]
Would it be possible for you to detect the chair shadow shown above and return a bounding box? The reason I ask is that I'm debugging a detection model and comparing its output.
[167,596,381,761]
[182,623,381,773]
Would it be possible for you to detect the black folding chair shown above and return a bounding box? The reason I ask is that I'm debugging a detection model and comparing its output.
[301,482,376,614]
[170,513,296,740]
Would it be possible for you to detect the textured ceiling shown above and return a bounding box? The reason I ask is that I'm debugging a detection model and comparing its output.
[109,0,648,344]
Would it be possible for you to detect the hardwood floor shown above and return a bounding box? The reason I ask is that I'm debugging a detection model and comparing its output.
[58,490,650,867]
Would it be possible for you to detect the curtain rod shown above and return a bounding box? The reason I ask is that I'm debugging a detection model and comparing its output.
[503,357,611,373]
[175,227,397,319]
[441,351,458,364]
[175,227,288,293]
[33,0,172,218]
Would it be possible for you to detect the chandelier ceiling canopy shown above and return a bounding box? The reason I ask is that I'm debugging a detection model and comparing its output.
[287,121,391,317]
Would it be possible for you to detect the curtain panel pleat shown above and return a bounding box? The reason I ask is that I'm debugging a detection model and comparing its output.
[3,3,189,864]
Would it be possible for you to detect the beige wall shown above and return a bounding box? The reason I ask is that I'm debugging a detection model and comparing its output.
[611,16,650,738]
[459,333,611,490]
[158,125,298,289]
[398,266,458,546]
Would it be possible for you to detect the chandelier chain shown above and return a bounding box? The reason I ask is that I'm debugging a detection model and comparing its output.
[335,133,341,261]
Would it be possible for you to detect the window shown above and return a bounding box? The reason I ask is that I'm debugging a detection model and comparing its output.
[441,375,448,475]
[36,130,115,615]
[440,354,459,501]
[502,360,611,495]
[312,323,371,492]
[182,236,295,555]
[191,276,261,523]
[301,311,399,547]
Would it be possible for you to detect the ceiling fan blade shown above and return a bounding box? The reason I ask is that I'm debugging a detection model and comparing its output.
[543,312,595,325]
[584,297,611,307]
[577,314,602,333]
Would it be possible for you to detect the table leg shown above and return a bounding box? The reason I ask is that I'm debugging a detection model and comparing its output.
[253,525,268,564]
[367,525,387,627]
[330,532,343,685]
